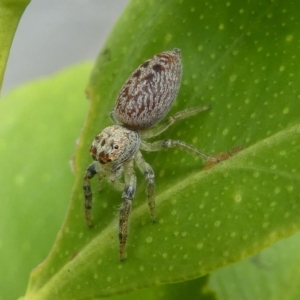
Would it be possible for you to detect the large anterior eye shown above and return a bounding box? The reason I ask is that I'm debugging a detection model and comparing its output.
[113,144,119,150]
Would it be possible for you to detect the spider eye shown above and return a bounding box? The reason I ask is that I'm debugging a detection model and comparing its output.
[113,144,119,150]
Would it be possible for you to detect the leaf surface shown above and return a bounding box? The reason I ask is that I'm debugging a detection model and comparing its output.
[19,0,300,299]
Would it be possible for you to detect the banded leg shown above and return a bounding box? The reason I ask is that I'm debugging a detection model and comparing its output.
[119,160,136,261]
[141,105,211,139]
[140,139,220,162]
[134,150,156,222]
[83,163,97,227]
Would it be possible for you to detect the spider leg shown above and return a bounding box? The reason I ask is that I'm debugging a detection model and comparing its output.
[109,110,122,125]
[141,105,211,139]
[140,139,219,162]
[119,159,136,261]
[134,150,156,222]
[83,163,98,227]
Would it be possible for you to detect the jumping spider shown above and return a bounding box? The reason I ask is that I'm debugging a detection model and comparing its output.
[83,49,219,261]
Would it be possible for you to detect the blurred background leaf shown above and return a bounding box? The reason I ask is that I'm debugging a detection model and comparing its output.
[0,0,30,92]
[0,63,91,300]
[210,232,300,300]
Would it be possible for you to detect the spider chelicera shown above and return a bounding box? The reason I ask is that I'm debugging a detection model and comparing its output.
[83,49,219,261]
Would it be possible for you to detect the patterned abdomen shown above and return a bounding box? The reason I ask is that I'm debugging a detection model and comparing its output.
[113,49,182,130]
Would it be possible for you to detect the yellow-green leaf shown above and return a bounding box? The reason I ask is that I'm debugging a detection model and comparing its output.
[6,0,300,299]
[0,0,30,92]
[0,63,91,300]
[210,233,300,300]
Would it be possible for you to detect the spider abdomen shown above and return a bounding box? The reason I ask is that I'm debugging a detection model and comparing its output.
[113,49,182,130]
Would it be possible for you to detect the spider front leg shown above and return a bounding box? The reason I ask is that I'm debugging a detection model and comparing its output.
[140,139,220,162]
[134,150,156,222]
[83,163,97,227]
[141,105,211,139]
[119,159,137,261]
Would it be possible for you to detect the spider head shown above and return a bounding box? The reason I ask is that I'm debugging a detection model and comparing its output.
[89,125,140,167]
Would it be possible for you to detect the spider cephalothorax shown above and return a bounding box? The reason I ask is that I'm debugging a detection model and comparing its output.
[89,125,140,167]
[83,49,219,261]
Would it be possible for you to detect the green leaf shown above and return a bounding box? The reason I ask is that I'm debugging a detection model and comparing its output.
[14,0,300,299]
[210,233,300,300]
[0,63,91,300]
[0,0,30,92]
[105,276,216,300]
